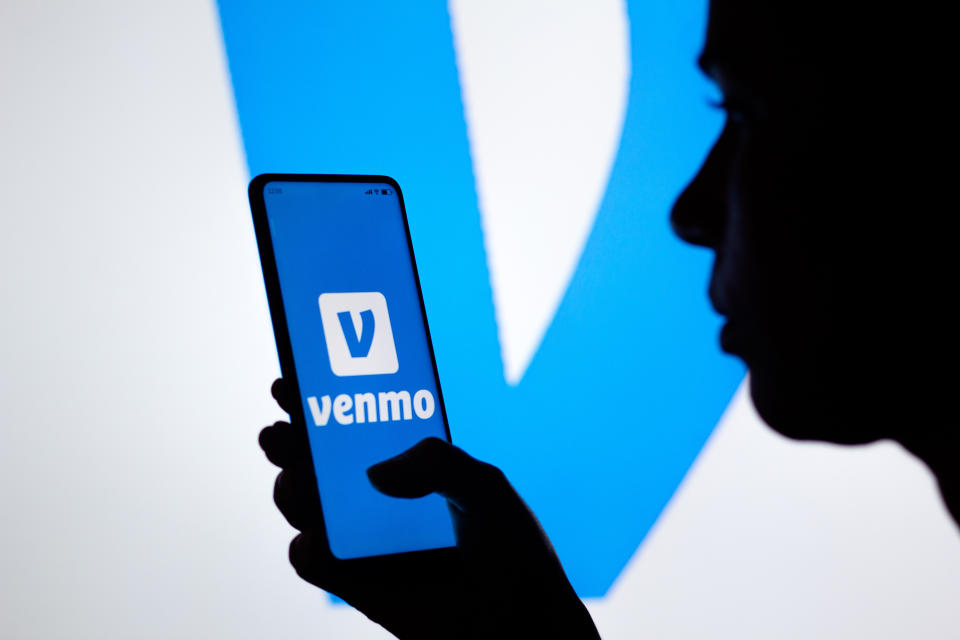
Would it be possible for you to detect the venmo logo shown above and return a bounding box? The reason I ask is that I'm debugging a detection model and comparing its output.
[313,291,433,427]
[318,292,399,376]
[307,389,436,426]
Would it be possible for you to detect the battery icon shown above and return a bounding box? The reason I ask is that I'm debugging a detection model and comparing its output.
[381,188,393,195]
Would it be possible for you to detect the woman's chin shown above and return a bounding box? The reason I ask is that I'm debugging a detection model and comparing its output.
[747,369,883,445]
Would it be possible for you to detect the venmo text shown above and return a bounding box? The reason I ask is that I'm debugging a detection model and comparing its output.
[306,389,436,426]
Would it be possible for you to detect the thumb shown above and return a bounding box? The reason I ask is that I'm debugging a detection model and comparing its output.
[367,437,508,512]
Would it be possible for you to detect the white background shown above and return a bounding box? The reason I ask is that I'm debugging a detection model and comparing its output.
[1,1,958,638]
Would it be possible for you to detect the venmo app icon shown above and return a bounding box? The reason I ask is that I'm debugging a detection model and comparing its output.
[318,292,399,376]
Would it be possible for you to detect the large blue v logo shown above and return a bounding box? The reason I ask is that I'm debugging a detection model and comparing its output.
[218,0,744,597]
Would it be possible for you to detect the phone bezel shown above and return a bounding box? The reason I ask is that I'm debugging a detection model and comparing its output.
[248,173,456,562]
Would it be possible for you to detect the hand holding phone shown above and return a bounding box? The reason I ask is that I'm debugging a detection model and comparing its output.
[249,174,597,637]
[261,378,600,640]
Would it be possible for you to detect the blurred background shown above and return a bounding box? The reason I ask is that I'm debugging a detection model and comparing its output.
[1,1,958,638]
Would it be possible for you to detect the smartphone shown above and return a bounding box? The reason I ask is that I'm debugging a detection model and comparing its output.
[249,174,456,560]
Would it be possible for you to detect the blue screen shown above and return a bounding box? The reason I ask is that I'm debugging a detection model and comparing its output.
[262,179,456,559]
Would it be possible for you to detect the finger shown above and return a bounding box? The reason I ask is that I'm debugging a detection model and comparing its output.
[271,377,298,414]
[274,468,323,531]
[289,530,341,592]
[366,437,511,512]
[259,420,301,468]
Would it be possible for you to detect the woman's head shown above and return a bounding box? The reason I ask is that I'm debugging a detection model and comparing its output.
[670,0,934,444]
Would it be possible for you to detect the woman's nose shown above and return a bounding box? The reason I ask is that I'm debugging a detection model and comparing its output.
[670,128,731,249]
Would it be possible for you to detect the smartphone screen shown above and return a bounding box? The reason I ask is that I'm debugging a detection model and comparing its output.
[256,176,456,559]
